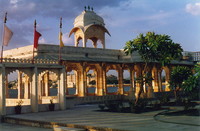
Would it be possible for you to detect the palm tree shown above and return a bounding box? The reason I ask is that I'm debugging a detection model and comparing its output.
[124,32,183,104]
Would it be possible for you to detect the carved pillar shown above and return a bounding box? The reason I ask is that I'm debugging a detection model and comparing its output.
[101,38,105,49]
[78,63,87,96]
[96,66,102,96]
[134,65,142,98]
[58,68,66,110]
[83,37,87,48]
[92,38,98,48]
[38,75,42,104]
[31,67,38,113]
[129,67,135,99]
[102,64,107,95]
[152,67,159,92]
[0,66,6,115]
[165,67,171,91]
[75,70,79,95]
[118,66,124,95]
[97,63,106,95]
[38,74,43,104]
[18,71,23,99]
[5,76,9,98]
[158,70,162,92]
[44,72,50,96]
[65,72,68,95]
[75,37,78,47]
[147,67,154,98]
[24,75,30,99]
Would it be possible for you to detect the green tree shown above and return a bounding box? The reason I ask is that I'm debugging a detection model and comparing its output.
[170,66,192,100]
[182,64,200,99]
[106,75,118,84]
[124,32,183,104]
[89,80,96,85]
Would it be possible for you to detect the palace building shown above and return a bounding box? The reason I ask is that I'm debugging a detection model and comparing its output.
[0,7,199,115]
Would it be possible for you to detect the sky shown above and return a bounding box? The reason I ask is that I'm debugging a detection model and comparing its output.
[0,0,200,52]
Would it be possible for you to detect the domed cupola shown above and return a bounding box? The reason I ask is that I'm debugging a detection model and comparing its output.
[69,6,111,49]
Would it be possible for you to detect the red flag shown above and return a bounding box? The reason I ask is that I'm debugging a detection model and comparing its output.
[34,29,41,49]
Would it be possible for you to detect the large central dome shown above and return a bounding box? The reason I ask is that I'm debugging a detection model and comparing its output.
[69,7,110,49]
[74,10,105,27]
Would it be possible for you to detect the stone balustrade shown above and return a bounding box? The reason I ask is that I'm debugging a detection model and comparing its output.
[1,58,59,64]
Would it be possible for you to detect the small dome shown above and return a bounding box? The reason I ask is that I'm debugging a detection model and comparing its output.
[74,10,105,27]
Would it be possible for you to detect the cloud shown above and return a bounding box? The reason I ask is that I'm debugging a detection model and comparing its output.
[62,33,74,46]
[99,1,172,28]
[186,3,200,16]
[0,0,125,49]
[1,0,125,22]
[39,38,46,43]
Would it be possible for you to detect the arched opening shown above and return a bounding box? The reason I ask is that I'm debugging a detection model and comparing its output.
[86,70,96,95]
[6,70,31,106]
[39,70,58,104]
[76,37,83,47]
[7,71,18,99]
[96,39,103,48]
[86,39,94,48]
[106,70,118,95]
[161,69,166,91]
[123,70,130,94]
[67,70,77,95]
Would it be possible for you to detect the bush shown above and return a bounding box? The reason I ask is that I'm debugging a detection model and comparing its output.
[158,94,170,105]
[183,99,197,110]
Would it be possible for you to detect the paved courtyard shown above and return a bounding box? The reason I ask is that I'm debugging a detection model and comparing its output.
[2,104,200,131]
[0,123,52,131]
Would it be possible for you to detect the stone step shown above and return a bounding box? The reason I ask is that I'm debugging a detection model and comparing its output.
[4,116,86,131]
[54,126,85,131]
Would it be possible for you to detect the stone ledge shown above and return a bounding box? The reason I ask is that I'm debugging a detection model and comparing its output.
[53,126,85,131]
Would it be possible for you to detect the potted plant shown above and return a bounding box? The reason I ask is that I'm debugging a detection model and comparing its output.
[49,97,55,111]
[15,99,23,114]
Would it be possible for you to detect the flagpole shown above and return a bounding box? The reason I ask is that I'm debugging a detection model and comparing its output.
[0,12,7,63]
[32,20,36,64]
[59,17,62,64]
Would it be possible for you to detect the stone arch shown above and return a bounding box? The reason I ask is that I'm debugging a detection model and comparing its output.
[161,66,171,91]
[66,70,77,95]
[6,68,32,106]
[38,69,59,104]
[69,14,110,49]
[86,69,96,95]
[106,69,118,95]
[66,63,86,96]
[123,69,131,94]
[69,26,84,37]
[133,64,143,98]
[84,24,111,36]
[69,27,84,47]
[84,25,107,49]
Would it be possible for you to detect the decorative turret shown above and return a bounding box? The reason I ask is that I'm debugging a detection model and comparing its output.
[69,7,111,49]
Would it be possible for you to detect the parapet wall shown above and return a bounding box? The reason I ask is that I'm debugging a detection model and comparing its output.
[3,44,198,64]
[4,45,33,59]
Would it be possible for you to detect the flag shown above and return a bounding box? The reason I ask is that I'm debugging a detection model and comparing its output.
[59,31,64,47]
[3,24,13,46]
[34,29,41,49]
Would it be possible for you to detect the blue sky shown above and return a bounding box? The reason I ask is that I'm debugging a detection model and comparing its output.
[0,0,200,52]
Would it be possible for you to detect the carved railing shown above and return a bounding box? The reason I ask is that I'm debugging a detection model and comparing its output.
[1,58,59,64]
